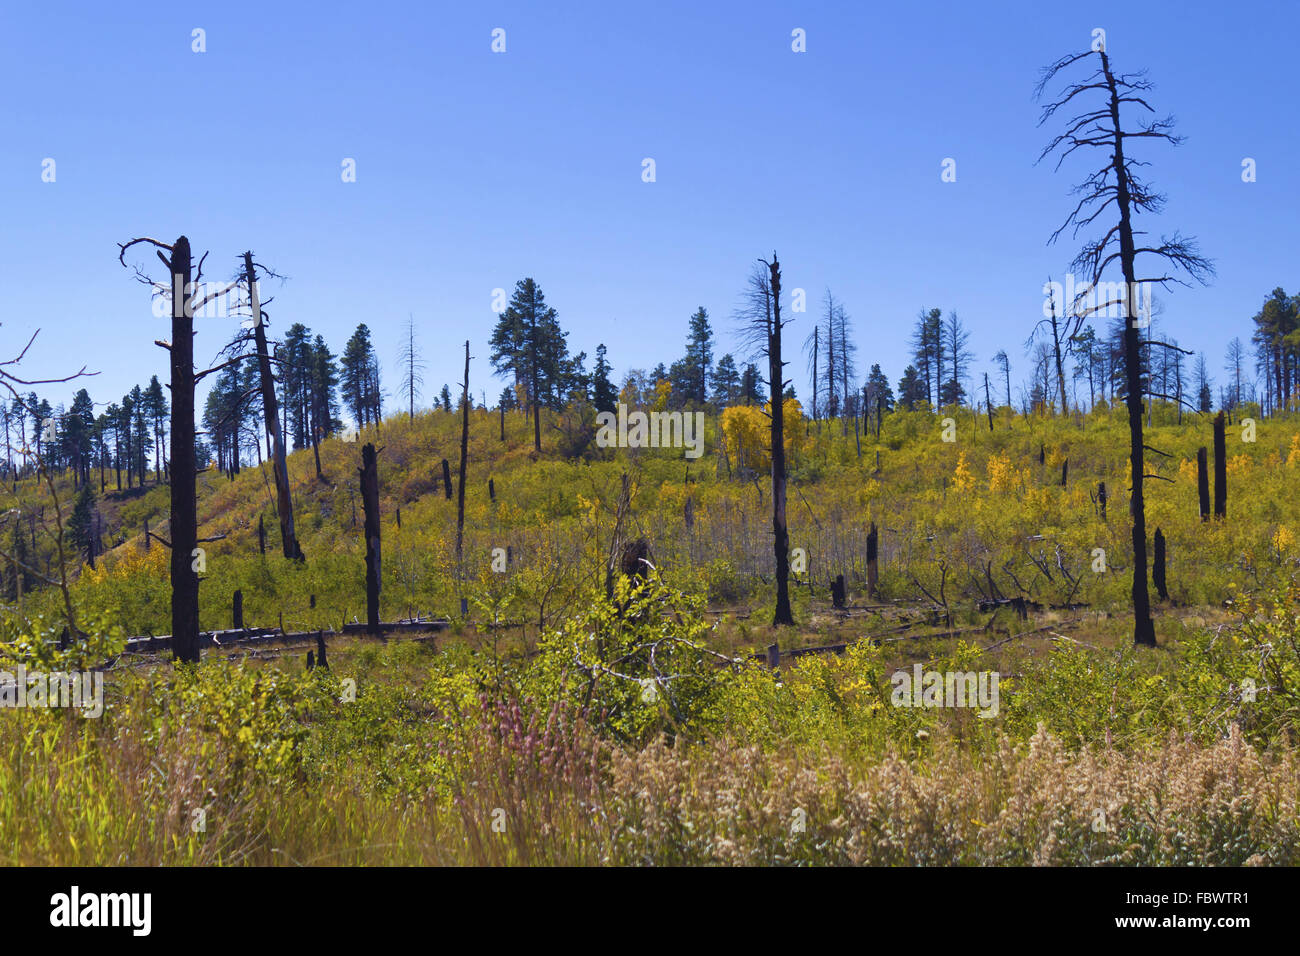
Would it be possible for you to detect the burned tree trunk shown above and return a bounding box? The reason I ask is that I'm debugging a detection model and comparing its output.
[359,442,381,634]
[258,514,266,554]
[168,237,201,663]
[232,589,243,629]
[766,254,795,627]
[1038,48,1211,646]
[455,341,471,589]
[1152,527,1168,601]
[1197,447,1210,521]
[1097,481,1107,519]
[866,522,880,598]
[244,251,302,561]
[442,458,452,500]
[1213,411,1227,518]
[831,574,846,609]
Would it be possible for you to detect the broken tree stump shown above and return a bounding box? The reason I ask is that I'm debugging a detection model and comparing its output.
[232,589,243,630]
[766,641,780,670]
[442,459,453,500]
[1097,481,1107,519]
[1153,527,1168,601]
[315,631,329,670]
[620,538,652,582]
[831,574,846,609]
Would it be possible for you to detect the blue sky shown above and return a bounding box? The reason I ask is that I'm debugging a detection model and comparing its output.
[1,0,1295,419]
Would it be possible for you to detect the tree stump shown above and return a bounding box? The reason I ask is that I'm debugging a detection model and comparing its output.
[831,574,846,609]
[1153,527,1168,601]
[620,538,653,583]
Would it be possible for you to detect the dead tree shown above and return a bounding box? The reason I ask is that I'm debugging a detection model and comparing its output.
[119,235,241,662]
[1029,278,1071,415]
[867,522,879,598]
[455,341,471,604]
[1037,46,1213,646]
[242,252,302,561]
[1152,527,1168,600]
[1213,411,1227,518]
[1196,447,1210,520]
[359,442,381,633]
[442,459,452,499]
[738,254,795,626]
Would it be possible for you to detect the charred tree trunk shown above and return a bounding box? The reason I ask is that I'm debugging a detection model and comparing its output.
[867,522,879,598]
[1152,527,1168,601]
[244,252,302,561]
[233,589,243,629]
[1197,447,1210,521]
[1213,411,1227,518]
[168,236,202,663]
[455,341,471,583]
[767,254,794,626]
[1097,481,1107,519]
[359,442,381,634]
[442,459,452,500]
[831,574,846,609]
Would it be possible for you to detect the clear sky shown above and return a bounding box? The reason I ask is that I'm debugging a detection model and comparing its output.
[1,0,1295,419]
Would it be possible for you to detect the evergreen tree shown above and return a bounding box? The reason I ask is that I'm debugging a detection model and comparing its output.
[143,375,168,478]
[683,307,713,405]
[865,363,895,412]
[67,485,97,563]
[591,344,618,413]
[489,278,568,451]
[711,353,741,407]
[897,365,926,408]
[440,384,452,411]
[341,324,380,428]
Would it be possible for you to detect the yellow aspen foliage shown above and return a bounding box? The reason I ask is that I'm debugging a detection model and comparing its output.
[953,451,974,492]
[720,399,804,472]
[987,452,1015,492]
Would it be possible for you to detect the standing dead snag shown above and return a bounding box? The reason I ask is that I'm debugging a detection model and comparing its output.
[118,234,239,663]
[455,341,471,612]
[1037,46,1213,647]
[359,442,381,634]
[1213,411,1227,518]
[1152,528,1168,601]
[737,253,795,626]
[1196,447,1210,521]
[866,522,879,598]
[242,251,303,561]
